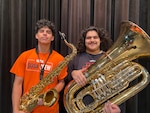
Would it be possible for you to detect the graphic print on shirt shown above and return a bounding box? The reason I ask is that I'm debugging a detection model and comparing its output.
[26,58,53,73]
[82,60,96,70]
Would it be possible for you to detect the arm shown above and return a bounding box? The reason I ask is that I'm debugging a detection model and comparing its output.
[71,68,87,86]
[12,75,26,113]
[54,79,65,93]
[103,101,121,113]
[68,55,88,86]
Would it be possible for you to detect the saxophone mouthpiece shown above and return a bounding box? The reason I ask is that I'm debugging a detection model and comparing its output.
[59,31,66,40]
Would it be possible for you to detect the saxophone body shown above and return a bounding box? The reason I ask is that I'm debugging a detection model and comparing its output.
[19,32,77,112]
[64,21,150,113]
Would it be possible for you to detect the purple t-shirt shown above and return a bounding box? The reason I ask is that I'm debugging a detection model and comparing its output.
[66,52,103,84]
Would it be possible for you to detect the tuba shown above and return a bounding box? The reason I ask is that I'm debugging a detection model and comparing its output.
[63,21,150,113]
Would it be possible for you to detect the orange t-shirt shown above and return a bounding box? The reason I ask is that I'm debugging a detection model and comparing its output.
[10,48,68,113]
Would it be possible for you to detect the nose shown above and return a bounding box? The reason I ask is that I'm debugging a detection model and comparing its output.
[43,31,47,35]
[90,37,95,41]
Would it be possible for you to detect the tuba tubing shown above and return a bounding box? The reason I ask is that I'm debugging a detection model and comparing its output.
[93,62,150,113]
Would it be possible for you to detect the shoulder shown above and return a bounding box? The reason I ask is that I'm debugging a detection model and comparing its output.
[18,48,36,59]
[70,52,87,63]
[20,48,36,55]
[12,48,36,64]
[51,50,64,59]
[74,52,88,59]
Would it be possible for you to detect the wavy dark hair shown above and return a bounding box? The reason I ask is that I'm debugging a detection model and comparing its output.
[77,26,113,53]
[35,19,56,36]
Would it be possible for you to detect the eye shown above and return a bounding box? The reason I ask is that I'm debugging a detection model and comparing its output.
[93,36,99,39]
[46,30,52,34]
[39,29,44,33]
[86,36,92,39]
[85,36,99,39]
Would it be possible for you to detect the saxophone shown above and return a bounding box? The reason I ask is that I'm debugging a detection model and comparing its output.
[64,21,150,113]
[19,32,77,112]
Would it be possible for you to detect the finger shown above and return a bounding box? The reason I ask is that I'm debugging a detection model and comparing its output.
[104,101,111,113]
[79,75,87,86]
[81,67,87,72]
[37,98,44,105]
[76,77,86,86]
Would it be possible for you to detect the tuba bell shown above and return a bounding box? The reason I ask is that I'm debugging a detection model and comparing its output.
[63,21,150,113]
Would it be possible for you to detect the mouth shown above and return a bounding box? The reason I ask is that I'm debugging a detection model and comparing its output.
[89,43,97,46]
[42,37,48,40]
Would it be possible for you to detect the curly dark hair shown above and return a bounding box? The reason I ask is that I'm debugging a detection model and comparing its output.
[35,19,56,36]
[77,26,113,53]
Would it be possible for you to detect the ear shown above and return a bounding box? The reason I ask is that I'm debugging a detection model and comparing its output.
[51,36,54,41]
[35,33,38,39]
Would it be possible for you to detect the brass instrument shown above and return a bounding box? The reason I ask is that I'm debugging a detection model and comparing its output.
[64,21,150,113]
[19,32,77,112]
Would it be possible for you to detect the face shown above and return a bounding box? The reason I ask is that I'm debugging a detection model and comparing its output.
[85,30,101,54]
[35,26,54,45]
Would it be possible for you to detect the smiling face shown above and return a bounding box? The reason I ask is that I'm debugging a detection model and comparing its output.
[85,30,101,54]
[35,26,54,45]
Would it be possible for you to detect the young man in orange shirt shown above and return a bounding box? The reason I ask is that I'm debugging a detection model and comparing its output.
[10,19,67,113]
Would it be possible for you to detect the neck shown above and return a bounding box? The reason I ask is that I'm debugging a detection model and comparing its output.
[86,50,101,55]
[37,44,51,53]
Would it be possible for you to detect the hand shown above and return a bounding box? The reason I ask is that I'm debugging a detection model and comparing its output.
[37,98,44,105]
[103,101,121,113]
[71,69,87,86]
[13,110,28,113]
